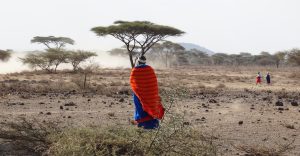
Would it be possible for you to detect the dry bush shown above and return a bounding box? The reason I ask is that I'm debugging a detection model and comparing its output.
[70,76,86,89]
[288,72,300,79]
[0,117,60,155]
[234,140,295,156]
[215,83,226,89]
[47,115,218,156]
[49,80,79,92]
[275,90,299,100]
[0,79,78,94]
[284,124,295,129]
[109,81,123,86]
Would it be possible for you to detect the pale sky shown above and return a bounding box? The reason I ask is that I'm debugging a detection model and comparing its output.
[1,0,300,54]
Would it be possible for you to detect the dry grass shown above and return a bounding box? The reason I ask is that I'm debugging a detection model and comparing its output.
[234,140,295,156]
[0,117,60,155]
[0,116,218,156]
[288,72,300,79]
[47,115,218,156]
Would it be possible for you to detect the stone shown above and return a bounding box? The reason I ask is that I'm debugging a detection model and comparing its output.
[275,101,283,106]
[209,99,217,103]
[278,107,284,111]
[119,98,125,103]
[291,101,298,106]
[64,102,76,106]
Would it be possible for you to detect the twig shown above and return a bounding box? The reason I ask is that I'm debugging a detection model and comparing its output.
[147,94,175,153]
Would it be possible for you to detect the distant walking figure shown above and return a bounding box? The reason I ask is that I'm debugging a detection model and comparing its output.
[266,72,271,85]
[256,72,262,85]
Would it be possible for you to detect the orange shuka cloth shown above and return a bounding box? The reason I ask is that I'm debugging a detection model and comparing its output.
[130,66,165,119]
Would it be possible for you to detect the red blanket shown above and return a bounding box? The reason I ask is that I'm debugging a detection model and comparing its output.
[130,66,164,119]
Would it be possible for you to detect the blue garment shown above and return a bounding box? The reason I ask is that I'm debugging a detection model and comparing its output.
[133,93,159,129]
[133,64,159,129]
[133,93,149,120]
[138,119,159,129]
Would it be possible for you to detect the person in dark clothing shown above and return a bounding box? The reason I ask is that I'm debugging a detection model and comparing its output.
[266,72,271,85]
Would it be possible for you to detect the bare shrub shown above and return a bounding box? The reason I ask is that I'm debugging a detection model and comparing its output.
[215,83,226,89]
[109,81,123,86]
[47,116,218,156]
[0,117,60,155]
[70,76,85,89]
[288,72,300,79]
[284,124,295,129]
[234,140,295,156]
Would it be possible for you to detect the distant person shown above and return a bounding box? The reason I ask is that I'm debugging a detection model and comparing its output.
[256,72,262,85]
[266,72,271,85]
[130,56,165,129]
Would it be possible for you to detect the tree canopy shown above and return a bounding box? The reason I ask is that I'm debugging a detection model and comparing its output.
[0,49,12,62]
[149,41,185,67]
[287,49,300,66]
[67,50,97,71]
[31,36,75,50]
[91,21,184,68]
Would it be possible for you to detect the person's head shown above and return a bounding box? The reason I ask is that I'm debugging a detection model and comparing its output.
[137,56,146,65]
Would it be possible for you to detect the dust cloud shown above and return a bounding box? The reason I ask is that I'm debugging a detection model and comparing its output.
[0,51,130,74]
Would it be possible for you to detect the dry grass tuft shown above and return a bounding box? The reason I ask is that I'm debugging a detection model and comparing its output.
[47,115,218,156]
[215,83,226,89]
[288,72,300,79]
[234,140,295,156]
[0,117,60,155]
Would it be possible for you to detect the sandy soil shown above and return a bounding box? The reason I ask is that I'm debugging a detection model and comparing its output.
[0,66,299,155]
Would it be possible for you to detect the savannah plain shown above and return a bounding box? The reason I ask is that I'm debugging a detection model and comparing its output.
[0,66,299,155]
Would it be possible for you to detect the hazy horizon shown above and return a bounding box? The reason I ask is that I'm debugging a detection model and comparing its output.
[1,0,300,54]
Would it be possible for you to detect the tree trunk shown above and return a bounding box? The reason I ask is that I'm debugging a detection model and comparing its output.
[83,73,87,89]
[54,64,58,73]
[165,53,168,68]
[129,53,134,68]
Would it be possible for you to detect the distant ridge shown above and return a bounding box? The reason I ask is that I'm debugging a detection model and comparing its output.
[178,42,214,55]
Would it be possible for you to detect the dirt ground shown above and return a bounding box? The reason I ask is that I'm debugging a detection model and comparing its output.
[0,66,299,155]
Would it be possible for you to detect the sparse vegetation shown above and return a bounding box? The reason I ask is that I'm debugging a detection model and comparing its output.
[0,67,299,155]
[234,141,295,156]
[0,115,217,155]
[20,50,97,73]
[0,49,12,62]
[67,50,97,72]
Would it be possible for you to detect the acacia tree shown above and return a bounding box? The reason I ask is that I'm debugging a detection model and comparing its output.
[67,50,97,72]
[287,49,300,66]
[31,36,75,50]
[187,49,211,65]
[91,21,184,68]
[161,41,184,67]
[150,41,185,67]
[20,53,53,72]
[274,51,286,68]
[211,53,229,65]
[44,49,69,72]
[29,36,75,72]
[0,49,12,62]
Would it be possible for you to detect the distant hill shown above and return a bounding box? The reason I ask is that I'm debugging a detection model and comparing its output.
[178,43,214,55]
